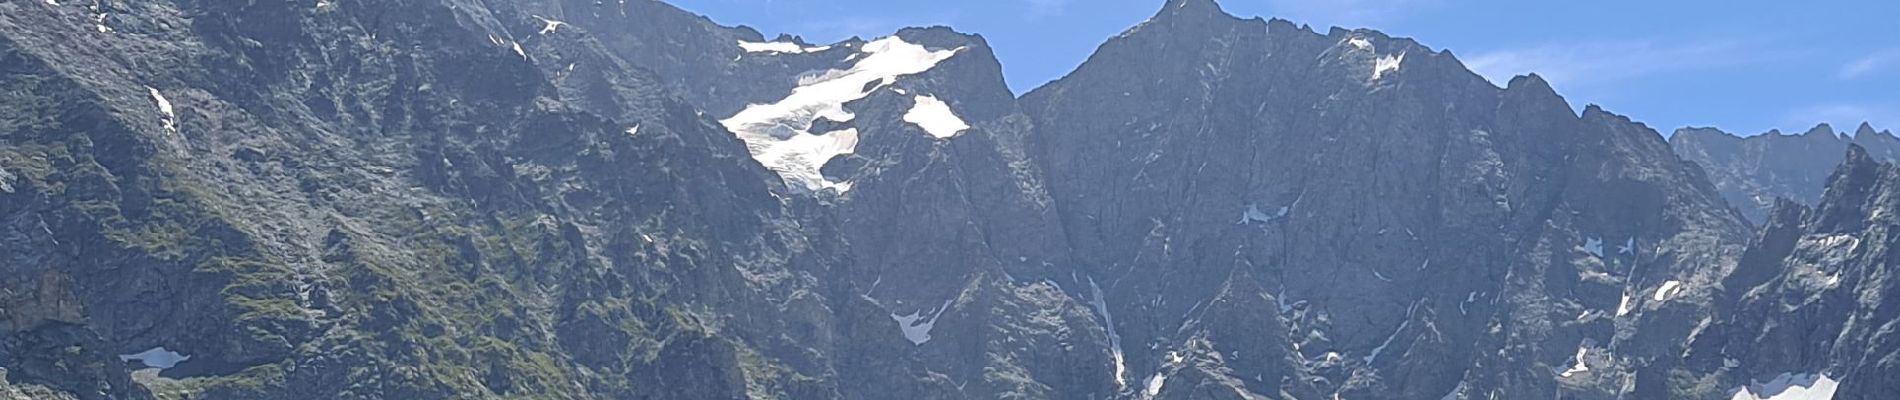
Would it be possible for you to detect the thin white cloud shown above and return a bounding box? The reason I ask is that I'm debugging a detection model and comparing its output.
[1463,39,1767,89]
[1783,103,1897,133]
[1261,0,1436,29]
[1025,0,1068,18]
[1840,48,1900,79]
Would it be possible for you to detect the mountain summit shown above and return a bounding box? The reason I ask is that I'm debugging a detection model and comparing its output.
[0,1,1892,399]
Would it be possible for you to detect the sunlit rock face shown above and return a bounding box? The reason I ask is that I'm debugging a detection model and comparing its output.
[1,0,1890,399]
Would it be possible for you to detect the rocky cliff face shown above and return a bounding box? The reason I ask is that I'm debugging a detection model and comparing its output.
[1671,123,1900,225]
[1681,145,1900,399]
[1,0,1892,399]
[1021,1,1751,398]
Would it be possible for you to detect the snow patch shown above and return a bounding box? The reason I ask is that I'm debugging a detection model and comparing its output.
[720,36,961,192]
[890,297,955,345]
[1371,52,1404,80]
[147,87,177,135]
[1729,373,1839,400]
[1365,301,1421,364]
[533,15,567,35]
[1618,238,1635,254]
[1144,371,1167,398]
[1583,237,1605,258]
[119,347,190,369]
[1347,37,1373,51]
[1654,280,1684,302]
[737,40,832,54]
[1238,203,1289,224]
[902,95,969,139]
[511,41,528,60]
[1559,345,1589,377]
[1616,292,1634,317]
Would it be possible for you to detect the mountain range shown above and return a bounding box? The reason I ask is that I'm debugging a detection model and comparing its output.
[0,0,1892,399]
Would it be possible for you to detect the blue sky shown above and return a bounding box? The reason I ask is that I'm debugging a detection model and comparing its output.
[669,0,1898,136]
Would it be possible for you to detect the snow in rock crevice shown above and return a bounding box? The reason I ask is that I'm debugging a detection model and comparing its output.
[147,86,176,134]
[1143,371,1167,398]
[1616,292,1635,317]
[119,347,190,369]
[720,36,961,192]
[890,297,955,345]
[1088,276,1129,388]
[533,15,567,35]
[902,95,969,139]
[1559,345,1590,377]
[737,40,832,55]
[1654,280,1684,302]
[1729,373,1839,400]
[1583,237,1605,258]
[1364,300,1421,364]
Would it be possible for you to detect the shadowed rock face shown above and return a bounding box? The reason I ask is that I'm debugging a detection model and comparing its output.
[0,0,1887,399]
[1671,122,1900,225]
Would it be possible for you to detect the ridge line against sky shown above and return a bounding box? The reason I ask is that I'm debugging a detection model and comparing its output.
[667,0,1897,137]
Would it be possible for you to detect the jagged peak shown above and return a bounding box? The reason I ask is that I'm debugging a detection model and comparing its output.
[894,26,992,52]
[1800,123,1841,141]
[1503,73,1561,100]
[1856,122,1880,137]
[1161,0,1226,15]
[1674,126,1733,137]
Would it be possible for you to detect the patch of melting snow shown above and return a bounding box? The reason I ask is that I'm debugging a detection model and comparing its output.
[1654,280,1684,302]
[902,95,969,139]
[1729,373,1838,400]
[1461,292,1477,315]
[1238,203,1289,225]
[737,40,832,54]
[1371,52,1404,80]
[720,36,961,192]
[1583,237,1605,258]
[626,124,640,136]
[1618,238,1635,254]
[890,297,955,345]
[511,41,528,60]
[533,15,567,35]
[1616,292,1634,317]
[1559,345,1589,377]
[119,347,190,369]
[1088,276,1129,388]
[147,87,177,134]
